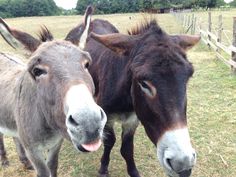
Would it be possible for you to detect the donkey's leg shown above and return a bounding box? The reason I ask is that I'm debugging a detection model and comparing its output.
[13,137,33,170]
[46,139,63,177]
[98,119,116,177]
[0,133,9,166]
[25,148,50,177]
[120,113,140,177]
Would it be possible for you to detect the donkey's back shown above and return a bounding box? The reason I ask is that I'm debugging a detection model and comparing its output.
[0,53,25,136]
[0,52,25,68]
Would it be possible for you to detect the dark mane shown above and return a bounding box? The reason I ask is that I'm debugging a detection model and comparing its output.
[38,26,53,42]
[128,19,163,35]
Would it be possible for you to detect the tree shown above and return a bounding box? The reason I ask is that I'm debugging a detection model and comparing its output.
[189,0,225,8]
[216,0,226,7]
[76,0,94,14]
[0,0,60,18]
[230,0,236,7]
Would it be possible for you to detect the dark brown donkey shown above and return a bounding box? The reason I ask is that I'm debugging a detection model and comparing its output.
[0,7,107,177]
[66,18,200,177]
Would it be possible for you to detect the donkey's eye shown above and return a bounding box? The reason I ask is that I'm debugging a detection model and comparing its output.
[32,67,47,77]
[139,81,149,89]
[84,61,90,69]
[138,80,157,98]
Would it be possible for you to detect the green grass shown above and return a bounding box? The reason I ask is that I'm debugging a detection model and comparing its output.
[187,45,236,177]
[0,11,236,177]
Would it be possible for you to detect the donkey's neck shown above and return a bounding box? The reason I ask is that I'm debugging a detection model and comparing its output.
[89,50,133,114]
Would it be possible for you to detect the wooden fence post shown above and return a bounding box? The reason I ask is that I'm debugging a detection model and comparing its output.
[188,15,191,28]
[191,14,195,34]
[217,14,222,52]
[183,14,186,27]
[185,15,188,29]
[208,12,212,43]
[199,20,202,36]
[232,17,236,73]
[193,16,197,34]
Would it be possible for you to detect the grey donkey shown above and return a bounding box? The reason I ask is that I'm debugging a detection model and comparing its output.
[0,6,107,177]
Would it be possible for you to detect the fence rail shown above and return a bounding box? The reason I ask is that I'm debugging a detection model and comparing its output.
[172,11,236,73]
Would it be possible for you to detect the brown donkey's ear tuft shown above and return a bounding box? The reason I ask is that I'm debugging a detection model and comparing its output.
[0,18,41,52]
[38,25,53,42]
[90,32,139,56]
[65,5,93,48]
[171,34,201,51]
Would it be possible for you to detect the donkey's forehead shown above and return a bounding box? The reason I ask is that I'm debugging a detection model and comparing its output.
[32,40,89,60]
[131,47,193,79]
[135,43,188,66]
[37,40,79,53]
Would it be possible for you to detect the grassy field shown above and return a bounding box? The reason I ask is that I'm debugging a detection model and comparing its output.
[180,9,236,45]
[0,11,236,177]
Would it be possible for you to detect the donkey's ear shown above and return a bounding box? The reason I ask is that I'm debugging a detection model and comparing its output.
[0,18,40,52]
[171,34,201,51]
[90,32,138,55]
[65,6,93,49]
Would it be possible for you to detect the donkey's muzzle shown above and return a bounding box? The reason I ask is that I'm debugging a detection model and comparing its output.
[157,128,196,177]
[66,106,106,152]
[64,84,107,152]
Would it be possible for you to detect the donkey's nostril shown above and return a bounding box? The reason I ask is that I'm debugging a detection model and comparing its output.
[165,155,195,175]
[193,152,196,159]
[179,169,192,177]
[100,109,106,120]
[166,158,173,170]
[68,115,79,126]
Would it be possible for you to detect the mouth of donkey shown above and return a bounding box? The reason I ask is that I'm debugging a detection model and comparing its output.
[77,138,102,152]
